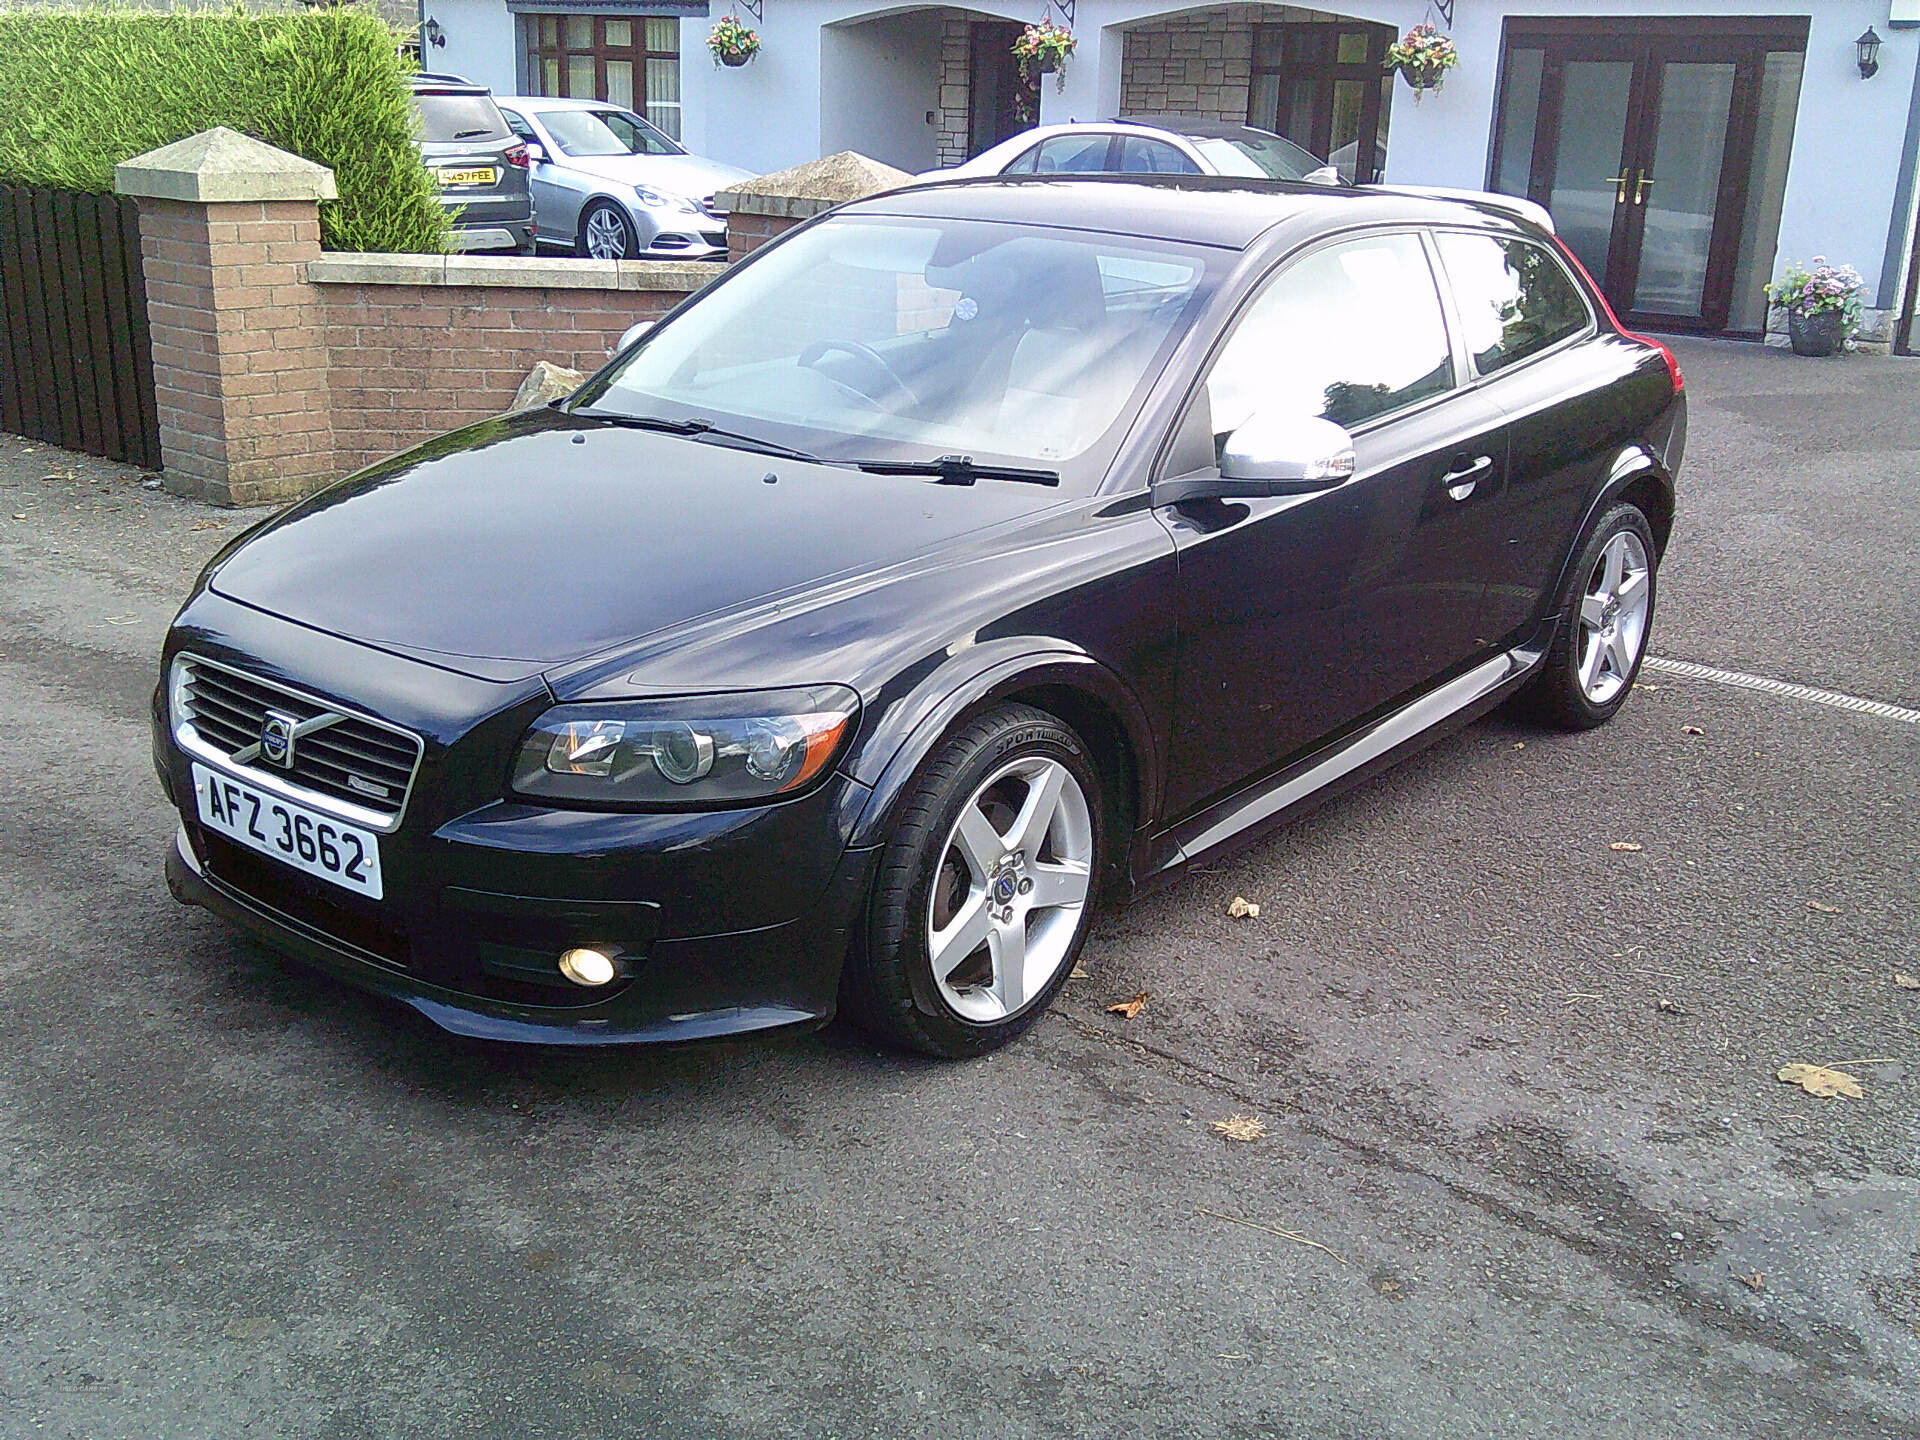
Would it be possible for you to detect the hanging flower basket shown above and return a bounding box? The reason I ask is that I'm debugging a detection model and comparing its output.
[707,14,760,68]
[1385,23,1459,100]
[1013,19,1075,92]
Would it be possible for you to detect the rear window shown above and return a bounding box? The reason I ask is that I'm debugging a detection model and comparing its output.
[413,92,512,143]
[1435,232,1593,375]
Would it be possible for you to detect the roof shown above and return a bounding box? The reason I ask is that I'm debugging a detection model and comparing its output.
[853,174,1536,252]
[1113,116,1280,141]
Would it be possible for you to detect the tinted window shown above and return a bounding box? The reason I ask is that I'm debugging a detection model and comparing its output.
[1204,232,1454,438]
[1116,137,1201,174]
[1030,135,1115,174]
[1436,232,1591,374]
[1002,144,1041,175]
[413,93,512,143]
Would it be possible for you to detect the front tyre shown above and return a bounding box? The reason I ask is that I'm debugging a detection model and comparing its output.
[1520,502,1658,730]
[578,200,638,259]
[842,704,1103,1058]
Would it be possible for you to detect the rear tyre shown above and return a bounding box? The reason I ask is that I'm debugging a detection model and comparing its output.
[840,704,1104,1059]
[578,201,637,259]
[1518,502,1658,730]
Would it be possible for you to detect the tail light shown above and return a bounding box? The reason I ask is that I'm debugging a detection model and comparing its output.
[504,142,530,169]
[1551,236,1684,396]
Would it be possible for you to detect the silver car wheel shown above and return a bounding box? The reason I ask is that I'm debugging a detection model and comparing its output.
[583,204,632,259]
[1576,529,1651,705]
[925,755,1093,1024]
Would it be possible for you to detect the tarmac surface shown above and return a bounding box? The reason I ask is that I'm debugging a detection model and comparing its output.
[0,337,1915,1439]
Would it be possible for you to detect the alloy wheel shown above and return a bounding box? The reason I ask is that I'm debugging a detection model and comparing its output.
[925,755,1093,1023]
[584,207,632,259]
[1576,529,1651,705]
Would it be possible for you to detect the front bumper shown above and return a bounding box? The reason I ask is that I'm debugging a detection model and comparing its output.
[155,601,879,1045]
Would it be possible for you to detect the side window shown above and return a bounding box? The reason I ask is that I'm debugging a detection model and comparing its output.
[1435,232,1592,375]
[502,112,537,144]
[1002,144,1041,176]
[1116,137,1202,174]
[1203,232,1454,441]
[1031,134,1116,174]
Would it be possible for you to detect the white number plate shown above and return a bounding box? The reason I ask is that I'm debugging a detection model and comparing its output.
[192,763,384,900]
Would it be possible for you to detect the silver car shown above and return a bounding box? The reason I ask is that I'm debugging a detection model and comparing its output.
[497,97,751,260]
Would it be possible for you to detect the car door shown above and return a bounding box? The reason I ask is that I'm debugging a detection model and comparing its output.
[502,108,581,246]
[1157,229,1510,817]
[1427,229,1621,647]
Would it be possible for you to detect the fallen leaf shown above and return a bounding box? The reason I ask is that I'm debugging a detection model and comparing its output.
[1609,841,1643,853]
[221,1317,275,1341]
[1734,1270,1765,1292]
[1227,896,1260,919]
[1894,972,1919,991]
[1682,725,1704,735]
[1211,1113,1266,1142]
[1654,998,1686,1015]
[1068,963,1089,980]
[1107,991,1149,1020]
[1805,900,1840,914]
[1512,742,1525,750]
[1633,682,1659,691]
[522,1249,558,1271]
[1776,1063,1864,1099]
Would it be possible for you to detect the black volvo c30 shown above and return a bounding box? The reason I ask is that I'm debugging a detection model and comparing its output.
[155,176,1684,1058]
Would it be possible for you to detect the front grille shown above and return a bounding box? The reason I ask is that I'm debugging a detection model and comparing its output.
[177,656,423,823]
[200,832,412,972]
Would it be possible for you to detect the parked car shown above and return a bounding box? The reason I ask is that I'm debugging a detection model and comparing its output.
[933,117,1556,231]
[154,175,1684,1059]
[930,118,1330,183]
[407,74,534,254]
[495,96,750,260]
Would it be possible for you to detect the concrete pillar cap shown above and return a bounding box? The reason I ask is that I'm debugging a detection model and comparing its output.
[713,151,915,220]
[114,126,338,204]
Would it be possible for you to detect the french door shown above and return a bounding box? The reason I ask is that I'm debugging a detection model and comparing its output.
[1492,21,1807,334]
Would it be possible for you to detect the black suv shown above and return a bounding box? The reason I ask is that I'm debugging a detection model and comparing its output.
[407,74,534,254]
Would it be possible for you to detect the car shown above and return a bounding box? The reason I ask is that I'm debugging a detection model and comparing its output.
[929,117,1330,184]
[154,175,1685,1059]
[495,96,751,260]
[932,117,1558,232]
[407,74,535,254]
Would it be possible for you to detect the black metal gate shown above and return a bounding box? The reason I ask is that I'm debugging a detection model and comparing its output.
[0,184,161,468]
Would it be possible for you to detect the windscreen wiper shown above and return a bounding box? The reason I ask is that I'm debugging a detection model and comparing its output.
[568,408,825,464]
[854,455,1060,487]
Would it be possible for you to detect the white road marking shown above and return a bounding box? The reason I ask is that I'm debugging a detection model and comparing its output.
[1643,656,1920,725]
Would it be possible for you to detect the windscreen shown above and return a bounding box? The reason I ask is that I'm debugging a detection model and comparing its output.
[1191,132,1321,180]
[540,107,683,157]
[575,216,1220,482]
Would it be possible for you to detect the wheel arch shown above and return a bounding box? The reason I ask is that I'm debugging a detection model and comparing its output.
[846,643,1160,888]
[1545,445,1675,613]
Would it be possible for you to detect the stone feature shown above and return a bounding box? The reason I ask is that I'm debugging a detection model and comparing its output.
[114,126,339,205]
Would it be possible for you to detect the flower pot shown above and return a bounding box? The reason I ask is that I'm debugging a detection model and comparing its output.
[1788,308,1844,357]
[1034,54,1058,74]
[719,48,752,67]
[1398,62,1443,99]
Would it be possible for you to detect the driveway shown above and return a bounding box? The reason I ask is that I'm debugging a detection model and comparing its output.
[0,338,1914,1439]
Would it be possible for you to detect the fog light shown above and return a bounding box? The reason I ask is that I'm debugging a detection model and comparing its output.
[558,947,617,987]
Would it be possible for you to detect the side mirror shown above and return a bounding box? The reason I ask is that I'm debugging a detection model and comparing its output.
[523,141,547,164]
[615,320,654,352]
[1303,165,1343,186]
[1221,413,1355,490]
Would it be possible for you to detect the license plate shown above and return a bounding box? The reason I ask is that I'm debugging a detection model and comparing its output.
[192,763,384,900]
[438,165,498,187]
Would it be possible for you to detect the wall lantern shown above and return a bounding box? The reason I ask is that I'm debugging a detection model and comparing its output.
[422,16,447,48]
[1856,27,1882,79]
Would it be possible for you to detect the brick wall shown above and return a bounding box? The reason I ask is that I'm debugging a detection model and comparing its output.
[313,263,702,476]
[1120,6,1259,124]
[725,210,803,264]
[936,15,973,168]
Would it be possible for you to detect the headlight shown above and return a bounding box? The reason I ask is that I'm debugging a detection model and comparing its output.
[633,185,695,213]
[511,686,860,807]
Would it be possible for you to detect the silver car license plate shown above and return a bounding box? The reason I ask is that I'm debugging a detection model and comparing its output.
[192,762,384,900]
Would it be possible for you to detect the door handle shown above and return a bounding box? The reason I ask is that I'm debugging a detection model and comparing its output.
[1606,173,1632,205]
[1634,173,1655,206]
[1443,455,1493,501]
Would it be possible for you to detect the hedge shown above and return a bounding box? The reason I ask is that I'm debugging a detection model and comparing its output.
[0,8,449,253]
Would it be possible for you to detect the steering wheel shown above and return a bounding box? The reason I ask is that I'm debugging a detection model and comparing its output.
[797,338,916,407]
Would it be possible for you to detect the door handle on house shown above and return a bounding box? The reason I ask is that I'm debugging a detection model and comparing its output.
[1443,455,1493,501]
[1607,173,1633,205]
[1634,172,1655,206]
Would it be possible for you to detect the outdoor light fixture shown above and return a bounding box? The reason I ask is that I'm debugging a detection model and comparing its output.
[422,16,446,48]
[1857,27,1882,80]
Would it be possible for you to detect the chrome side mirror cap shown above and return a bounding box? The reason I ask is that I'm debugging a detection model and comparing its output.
[1303,165,1343,186]
[1220,413,1356,491]
[615,320,654,352]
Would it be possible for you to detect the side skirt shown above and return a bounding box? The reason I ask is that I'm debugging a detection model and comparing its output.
[1141,639,1547,888]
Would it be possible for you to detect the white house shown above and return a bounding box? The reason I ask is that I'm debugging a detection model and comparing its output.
[418,0,1920,345]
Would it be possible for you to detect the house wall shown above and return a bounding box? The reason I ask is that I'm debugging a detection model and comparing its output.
[818,9,947,173]
[425,0,519,94]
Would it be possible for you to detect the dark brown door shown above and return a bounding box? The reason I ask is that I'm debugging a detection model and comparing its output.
[967,22,1038,157]
[1247,21,1395,182]
[1497,21,1806,332]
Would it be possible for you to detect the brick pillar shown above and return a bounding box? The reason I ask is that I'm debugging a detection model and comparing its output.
[715,151,915,262]
[115,128,337,506]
